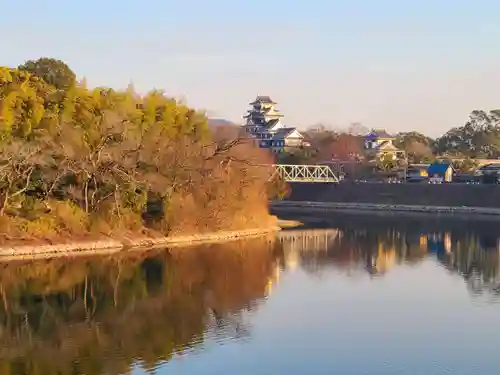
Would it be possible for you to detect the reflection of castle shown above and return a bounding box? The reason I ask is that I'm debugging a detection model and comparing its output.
[364,238,397,276]
[278,230,341,256]
[277,229,342,274]
[284,249,299,271]
[374,243,396,275]
[265,230,344,297]
[264,230,342,296]
[264,264,281,297]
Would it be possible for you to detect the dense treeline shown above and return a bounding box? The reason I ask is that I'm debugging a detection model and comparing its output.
[0,58,275,245]
[280,110,500,169]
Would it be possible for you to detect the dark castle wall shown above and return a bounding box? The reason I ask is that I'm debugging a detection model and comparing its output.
[286,182,500,208]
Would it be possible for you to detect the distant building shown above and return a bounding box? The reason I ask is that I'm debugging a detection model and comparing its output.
[406,164,430,180]
[474,163,500,176]
[242,96,307,152]
[428,162,453,183]
[364,129,405,160]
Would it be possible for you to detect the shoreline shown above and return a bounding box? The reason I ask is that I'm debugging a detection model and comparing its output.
[0,226,281,261]
[271,201,500,218]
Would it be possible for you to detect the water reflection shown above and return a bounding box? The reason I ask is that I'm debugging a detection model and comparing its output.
[0,235,281,375]
[2,217,500,374]
[277,217,500,301]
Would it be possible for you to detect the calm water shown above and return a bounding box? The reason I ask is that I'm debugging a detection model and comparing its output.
[2,215,500,375]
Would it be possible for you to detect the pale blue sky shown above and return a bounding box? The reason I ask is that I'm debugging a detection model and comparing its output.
[2,0,500,136]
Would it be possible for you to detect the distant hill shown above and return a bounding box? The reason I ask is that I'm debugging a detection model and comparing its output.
[207,118,245,140]
[207,118,239,128]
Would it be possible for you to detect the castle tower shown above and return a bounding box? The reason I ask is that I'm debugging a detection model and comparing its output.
[241,95,305,152]
[243,95,284,127]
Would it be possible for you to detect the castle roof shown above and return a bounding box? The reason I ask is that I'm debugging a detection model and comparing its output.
[366,129,394,139]
[244,107,283,116]
[243,110,262,118]
[272,128,303,140]
[265,118,281,129]
[374,141,398,151]
[263,106,282,114]
[249,95,276,105]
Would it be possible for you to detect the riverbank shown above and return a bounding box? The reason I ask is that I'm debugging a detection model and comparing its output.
[0,226,281,261]
[271,200,500,218]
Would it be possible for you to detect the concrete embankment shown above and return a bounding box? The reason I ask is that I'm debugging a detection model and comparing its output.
[272,182,500,218]
[0,227,280,261]
[286,182,500,208]
[271,200,500,217]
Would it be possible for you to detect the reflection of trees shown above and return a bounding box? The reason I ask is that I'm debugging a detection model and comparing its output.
[0,235,281,375]
[438,234,500,298]
[282,219,500,298]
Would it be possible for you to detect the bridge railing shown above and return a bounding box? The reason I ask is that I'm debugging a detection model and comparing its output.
[271,164,340,183]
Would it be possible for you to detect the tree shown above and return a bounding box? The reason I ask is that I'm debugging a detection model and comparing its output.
[0,68,58,138]
[303,126,336,161]
[452,158,478,173]
[347,122,369,136]
[407,142,433,162]
[377,153,398,172]
[0,141,40,216]
[0,64,275,243]
[277,149,311,164]
[393,132,434,163]
[18,57,76,91]
[435,110,500,158]
[329,133,364,161]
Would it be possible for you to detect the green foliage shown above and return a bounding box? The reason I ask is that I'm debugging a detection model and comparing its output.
[452,158,479,172]
[18,57,76,92]
[393,132,434,163]
[377,153,399,172]
[0,69,57,139]
[420,155,437,164]
[436,110,500,158]
[394,131,434,149]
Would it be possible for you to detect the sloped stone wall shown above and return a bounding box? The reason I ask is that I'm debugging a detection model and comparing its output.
[286,182,500,208]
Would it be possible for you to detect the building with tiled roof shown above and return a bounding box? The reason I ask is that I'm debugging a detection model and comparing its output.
[242,96,306,152]
[364,128,405,160]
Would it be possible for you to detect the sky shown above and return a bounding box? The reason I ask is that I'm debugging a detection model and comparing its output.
[2,0,500,137]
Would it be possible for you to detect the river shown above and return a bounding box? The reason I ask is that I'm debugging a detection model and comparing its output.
[1,214,500,374]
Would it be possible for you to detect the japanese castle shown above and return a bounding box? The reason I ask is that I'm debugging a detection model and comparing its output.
[242,96,306,152]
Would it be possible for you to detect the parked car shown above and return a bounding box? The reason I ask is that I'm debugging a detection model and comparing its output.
[429,176,444,184]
